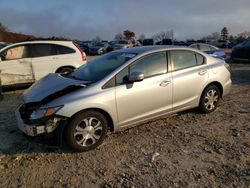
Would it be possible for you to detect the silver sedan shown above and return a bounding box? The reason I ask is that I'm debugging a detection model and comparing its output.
[16,46,231,152]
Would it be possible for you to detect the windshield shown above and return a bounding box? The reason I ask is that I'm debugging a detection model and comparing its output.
[70,51,137,83]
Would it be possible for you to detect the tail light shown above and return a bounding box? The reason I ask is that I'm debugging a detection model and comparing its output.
[73,42,87,62]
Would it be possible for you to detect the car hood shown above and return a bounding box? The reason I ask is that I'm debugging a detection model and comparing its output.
[23,73,87,103]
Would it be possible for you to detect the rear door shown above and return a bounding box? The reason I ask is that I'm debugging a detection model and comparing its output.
[0,45,33,86]
[170,50,208,111]
[30,43,79,80]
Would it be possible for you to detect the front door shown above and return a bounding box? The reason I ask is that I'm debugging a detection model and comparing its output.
[115,51,172,127]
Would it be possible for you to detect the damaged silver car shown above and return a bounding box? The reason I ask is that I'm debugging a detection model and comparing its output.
[16,46,231,152]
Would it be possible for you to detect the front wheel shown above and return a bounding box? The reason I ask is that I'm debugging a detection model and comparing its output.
[199,85,220,113]
[65,111,108,152]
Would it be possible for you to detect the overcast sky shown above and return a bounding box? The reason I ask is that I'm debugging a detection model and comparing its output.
[0,0,250,40]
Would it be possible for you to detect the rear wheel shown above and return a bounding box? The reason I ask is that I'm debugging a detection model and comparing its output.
[199,85,220,113]
[65,110,108,152]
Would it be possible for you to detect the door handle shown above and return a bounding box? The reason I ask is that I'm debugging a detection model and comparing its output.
[198,70,207,75]
[160,80,171,87]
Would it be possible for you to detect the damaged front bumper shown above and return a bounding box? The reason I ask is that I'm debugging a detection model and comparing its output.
[15,105,66,137]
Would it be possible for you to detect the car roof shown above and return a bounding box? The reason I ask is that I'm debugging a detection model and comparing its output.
[3,40,73,47]
[115,45,194,54]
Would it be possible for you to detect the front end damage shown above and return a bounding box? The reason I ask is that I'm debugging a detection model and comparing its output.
[15,73,87,140]
[16,102,67,137]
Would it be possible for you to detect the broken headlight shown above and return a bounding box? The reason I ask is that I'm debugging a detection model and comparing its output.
[29,106,63,120]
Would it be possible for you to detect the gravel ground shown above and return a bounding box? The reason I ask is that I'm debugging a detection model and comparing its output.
[0,63,249,188]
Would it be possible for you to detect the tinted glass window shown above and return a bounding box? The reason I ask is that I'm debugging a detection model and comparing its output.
[130,52,167,78]
[55,45,75,54]
[196,53,205,65]
[199,44,211,51]
[71,52,136,83]
[171,50,197,71]
[30,44,56,57]
[2,45,29,60]
[116,67,129,85]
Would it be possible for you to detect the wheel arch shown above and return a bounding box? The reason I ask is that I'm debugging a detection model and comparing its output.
[200,81,223,102]
[55,66,76,73]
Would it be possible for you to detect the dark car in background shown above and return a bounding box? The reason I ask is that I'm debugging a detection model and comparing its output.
[161,39,173,45]
[189,43,226,60]
[173,41,187,46]
[142,38,155,46]
[77,41,91,55]
[89,42,109,55]
[231,40,250,62]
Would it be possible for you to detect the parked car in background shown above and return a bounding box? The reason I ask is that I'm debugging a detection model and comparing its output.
[231,40,250,62]
[189,43,226,60]
[0,40,87,87]
[77,41,91,55]
[88,42,109,55]
[211,40,230,48]
[107,41,118,52]
[113,40,133,50]
[173,41,187,46]
[15,46,231,152]
[161,39,173,45]
[142,38,155,46]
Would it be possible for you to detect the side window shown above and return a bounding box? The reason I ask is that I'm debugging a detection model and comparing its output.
[130,52,167,78]
[199,44,211,51]
[30,44,57,58]
[55,45,75,55]
[2,45,29,60]
[196,53,205,65]
[171,50,197,71]
[116,67,129,85]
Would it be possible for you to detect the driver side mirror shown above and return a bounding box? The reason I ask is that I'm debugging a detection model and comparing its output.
[128,71,144,82]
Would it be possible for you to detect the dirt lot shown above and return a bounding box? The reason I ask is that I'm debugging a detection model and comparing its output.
[0,62,249,188]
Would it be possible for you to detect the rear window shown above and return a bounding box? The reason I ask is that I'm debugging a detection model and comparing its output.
[171,50,205,71]
[55,45,75,54]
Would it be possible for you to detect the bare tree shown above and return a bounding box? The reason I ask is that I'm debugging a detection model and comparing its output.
[152,30,174,41]
[114,33,123,41]
[237,31,250,39]
[0,22,8,32]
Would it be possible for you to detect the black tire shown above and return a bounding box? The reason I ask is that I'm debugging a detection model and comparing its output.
[199,85,220,114]
[65,110,108,152]
[57,67,74,74]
